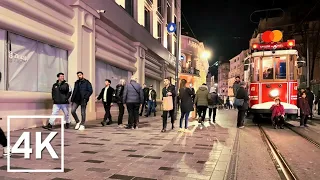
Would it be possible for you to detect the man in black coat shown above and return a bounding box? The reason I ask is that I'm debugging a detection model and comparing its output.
[235,82,249,128]
[161,78,176,132]
[43,72,72,130]
[140,84,149,116]
[306,87,314,119]
[97,79,115,126]
[71,71,93,130]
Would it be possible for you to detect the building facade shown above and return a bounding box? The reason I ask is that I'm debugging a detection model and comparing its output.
[180,35,209,91]
[218,63,229,97]
[0,0,181,131]
[227,50,248,97]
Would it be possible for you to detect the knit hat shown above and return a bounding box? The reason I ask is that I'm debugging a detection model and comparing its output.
[209,87,216,93]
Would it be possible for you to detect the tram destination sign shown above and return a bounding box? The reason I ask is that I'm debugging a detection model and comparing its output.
[252,40,295,51]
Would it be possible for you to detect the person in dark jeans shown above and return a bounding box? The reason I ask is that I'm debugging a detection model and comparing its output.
[0,128,10,157]
[140,84,149,116]
[71,71,93,131]
[161,78,176,132]
[123,77,144,129]
[195,83,209,125]
[97,79,115,126]
[146,85,157,117]
[208,87,218,124]
[235,82,249,128]
[115,79,126,127]
[178,79,194,132]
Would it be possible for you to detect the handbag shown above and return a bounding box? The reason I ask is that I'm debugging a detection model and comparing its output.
[234,98,244,107]
[163,96,173,111]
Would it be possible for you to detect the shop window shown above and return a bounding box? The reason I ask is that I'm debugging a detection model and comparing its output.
[262,57,273,79]
[95,60,130,95]
[7,33,67,92]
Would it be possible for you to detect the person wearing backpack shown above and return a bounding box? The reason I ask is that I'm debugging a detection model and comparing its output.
[208,87,219,125]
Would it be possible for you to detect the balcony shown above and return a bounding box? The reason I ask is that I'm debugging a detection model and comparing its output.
[180,67,200,77]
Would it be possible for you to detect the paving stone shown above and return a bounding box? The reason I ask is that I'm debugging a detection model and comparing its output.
[0,110,237,180]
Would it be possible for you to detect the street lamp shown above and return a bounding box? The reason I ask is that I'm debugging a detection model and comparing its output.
[201,50,211,59]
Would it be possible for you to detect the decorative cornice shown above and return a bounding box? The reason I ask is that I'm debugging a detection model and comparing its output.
[71,0,100,18]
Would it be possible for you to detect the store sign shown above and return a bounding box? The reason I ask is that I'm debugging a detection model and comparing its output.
[8,51,28,62]
[252,40,295,51]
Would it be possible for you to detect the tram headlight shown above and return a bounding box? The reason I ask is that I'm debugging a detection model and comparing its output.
[269,89,279,97]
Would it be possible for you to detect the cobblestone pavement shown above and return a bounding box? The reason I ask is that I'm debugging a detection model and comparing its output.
[0,109,238,180]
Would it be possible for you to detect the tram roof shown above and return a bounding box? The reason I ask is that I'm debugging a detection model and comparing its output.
[251,49,298,58]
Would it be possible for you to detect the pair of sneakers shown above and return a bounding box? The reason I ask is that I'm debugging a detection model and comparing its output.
[75,123,85,130]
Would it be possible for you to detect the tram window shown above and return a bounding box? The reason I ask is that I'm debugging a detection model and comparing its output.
[262,57,273,79]
[254,57,259,81]
[275,57,286,79]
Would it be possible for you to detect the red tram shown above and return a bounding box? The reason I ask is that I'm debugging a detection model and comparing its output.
[246,37,299,121]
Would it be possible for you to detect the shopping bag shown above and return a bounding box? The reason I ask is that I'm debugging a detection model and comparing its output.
[163,97,173,111]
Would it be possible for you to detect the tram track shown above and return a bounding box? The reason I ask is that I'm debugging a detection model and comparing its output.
[258,125,298,180]
[284,122,320,149]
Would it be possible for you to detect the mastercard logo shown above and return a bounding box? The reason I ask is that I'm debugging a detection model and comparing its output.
[262,30,283,43]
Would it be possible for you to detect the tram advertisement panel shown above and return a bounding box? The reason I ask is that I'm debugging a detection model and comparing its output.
[249,83,259,106]
[289,82,298,105]
[261,83,288,103]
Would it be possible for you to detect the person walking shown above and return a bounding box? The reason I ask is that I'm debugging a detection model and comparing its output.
[178,79,194,132]
[123,77,144,129]
[298,92,311,127]
[146,85,157,117]
[195,83,209,125]
[226,96,231,109]
[140,84,149,116]
[71,71,93,130]
[233,76,241,97]
[115,79,126,127]
[235,82,249,128]
[0,128,10,157]
[43,73,72,130]
[161,78,176,132]
[208,87,218,125]
[97,79,115,126]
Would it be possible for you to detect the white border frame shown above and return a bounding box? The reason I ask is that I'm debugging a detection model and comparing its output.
[7,115,64,173]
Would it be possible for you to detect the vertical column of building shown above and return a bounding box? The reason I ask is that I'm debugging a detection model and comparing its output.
[69,0,99,120]
[133,42,147,84]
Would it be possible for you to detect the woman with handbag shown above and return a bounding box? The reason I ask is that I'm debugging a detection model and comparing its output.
[234,82,249,128]
[161,78,176,132]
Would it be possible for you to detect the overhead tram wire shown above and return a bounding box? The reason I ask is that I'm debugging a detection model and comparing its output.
[290,0,320,37]
[175,2,197,39]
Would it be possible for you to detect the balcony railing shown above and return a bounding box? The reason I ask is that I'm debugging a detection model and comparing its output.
[181,67,200,76]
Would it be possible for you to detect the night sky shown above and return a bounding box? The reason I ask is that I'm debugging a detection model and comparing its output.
[181,0,319,77]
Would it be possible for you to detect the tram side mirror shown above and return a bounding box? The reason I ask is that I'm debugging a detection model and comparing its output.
[297,57,306,68]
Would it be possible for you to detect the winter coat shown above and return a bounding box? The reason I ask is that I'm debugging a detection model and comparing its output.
[52,80,71,104]
[298,97,311,115]
[179,87,194,112]
[123,80,144,104]
[306,91,314,105]
[147,89,157,101]
[97,86,115,106]
[143,88,149,102]
[235,87,249,110]
[208,92,219,107]
[195,85,209,106]
[115,84,125,103]
[270,104,285,119]
[162,84,176,103]
[71,79,93,104]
